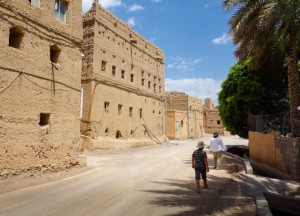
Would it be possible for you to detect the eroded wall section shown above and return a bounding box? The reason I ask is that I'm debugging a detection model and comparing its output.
[0,0,83,176]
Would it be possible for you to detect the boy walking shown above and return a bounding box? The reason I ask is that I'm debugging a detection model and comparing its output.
[192,141,209,193]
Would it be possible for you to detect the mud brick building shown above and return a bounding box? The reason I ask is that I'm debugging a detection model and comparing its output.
[81,1,166,149]
[166,91,204,140]
[203,98,229,135]
[0,0,83,176]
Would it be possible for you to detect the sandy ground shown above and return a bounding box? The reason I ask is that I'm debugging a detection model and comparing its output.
[0,135,298,216]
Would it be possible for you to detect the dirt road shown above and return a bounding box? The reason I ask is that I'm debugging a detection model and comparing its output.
[0,136,256,216]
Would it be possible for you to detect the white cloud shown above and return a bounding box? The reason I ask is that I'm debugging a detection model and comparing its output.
[166,56,202,72]
[167,64,175,69]
[82,0,122,12]
[127,17,135,27]
[165,78,221,105]
[212,33,231,45]
[99,0,122,9]
[152,0,162,3]
[82,0,93,13]
[128,4,144,12]
[149,37,156,43]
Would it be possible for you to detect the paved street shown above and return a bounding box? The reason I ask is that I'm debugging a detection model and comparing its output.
[0,136,257,216]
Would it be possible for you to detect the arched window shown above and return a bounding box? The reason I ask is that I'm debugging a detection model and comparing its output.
[116,130,122,139]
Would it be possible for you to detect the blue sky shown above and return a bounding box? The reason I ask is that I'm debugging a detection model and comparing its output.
[82,0,237,105]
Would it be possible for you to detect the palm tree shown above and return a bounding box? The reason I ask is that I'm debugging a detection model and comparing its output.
[223,0,300,137]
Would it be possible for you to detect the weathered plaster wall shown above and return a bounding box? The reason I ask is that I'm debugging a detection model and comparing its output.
[0,0,83,177]
[166,110,188,140]
[187,95,204,138]
[166,92,204,140]
[203,98,229,135]
[81,2,165,149]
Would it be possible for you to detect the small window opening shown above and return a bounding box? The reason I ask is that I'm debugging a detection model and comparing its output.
[141,71,144,77]
[130,74,134,82]
[148,81,151,89]
[104,102,109,112]
[159,111,161,115]
[153,110,155,114]
[121,70,125,79]
[101,60,106,72]
[29,0,40,7]
[180,121,184,126]
[141,79,145,86]
[159,86,162,93]
[217,120,221,125]
[139,109,143,118]
[9,27,24,49]
[105,128,109,133]
[50,44,61,63]
[116,130,122,139]
[118,104,122,114]
[112,65,116,76]
[130,130,134,136]
[39,112,50,126]
[54,0,68,23]
[129,107,133,117]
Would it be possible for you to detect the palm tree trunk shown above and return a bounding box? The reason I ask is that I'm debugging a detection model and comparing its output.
[287,50,300,137]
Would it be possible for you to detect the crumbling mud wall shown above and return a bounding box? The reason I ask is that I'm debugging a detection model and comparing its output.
[81,2,166,149]
[0,0,83,177]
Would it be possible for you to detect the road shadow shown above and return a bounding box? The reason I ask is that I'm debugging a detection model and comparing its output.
[139,175,256,216]
[139,153,300,216]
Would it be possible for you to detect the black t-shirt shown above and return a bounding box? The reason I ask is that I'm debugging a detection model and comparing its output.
[192,149,207,169]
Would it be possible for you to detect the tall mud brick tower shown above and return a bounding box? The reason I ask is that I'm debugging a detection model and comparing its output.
[81,1,166,149]
[0,0,83,176]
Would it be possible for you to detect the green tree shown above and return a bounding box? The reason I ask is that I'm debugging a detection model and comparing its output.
[218,60,288,138]
[223,0,300,137]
